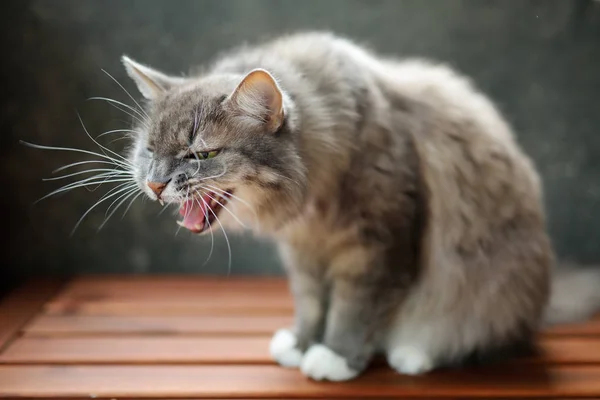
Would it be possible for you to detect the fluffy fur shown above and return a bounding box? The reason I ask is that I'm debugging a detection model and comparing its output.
[122,32,600,381]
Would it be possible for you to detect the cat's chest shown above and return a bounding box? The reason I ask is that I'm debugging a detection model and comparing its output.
[279,198,353,258]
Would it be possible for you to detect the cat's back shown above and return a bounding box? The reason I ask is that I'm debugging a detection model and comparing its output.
[376,55,552,305]
[383,58,544,222]
[269,33,545,219]
[216,32,547,240]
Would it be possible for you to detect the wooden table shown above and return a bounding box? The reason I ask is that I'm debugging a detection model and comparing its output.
[0,276,599,399]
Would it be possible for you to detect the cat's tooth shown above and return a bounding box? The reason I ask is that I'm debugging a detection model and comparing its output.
[194,223,204,232]
[176,220,185,227]
[158,199,164,206]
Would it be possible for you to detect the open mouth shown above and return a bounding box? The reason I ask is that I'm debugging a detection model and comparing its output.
[177,191,232,234]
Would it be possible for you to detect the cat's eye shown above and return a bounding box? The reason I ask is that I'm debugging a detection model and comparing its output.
[187,150,219,160]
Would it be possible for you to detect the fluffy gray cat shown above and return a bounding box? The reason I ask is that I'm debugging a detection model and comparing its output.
[119,32,600,381]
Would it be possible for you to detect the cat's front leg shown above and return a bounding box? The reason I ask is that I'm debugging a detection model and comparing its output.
[300,251,401,381]
[270,245,326,368]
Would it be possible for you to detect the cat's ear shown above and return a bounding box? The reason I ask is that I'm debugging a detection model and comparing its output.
[229,69,284,133]
[121,55,185,99]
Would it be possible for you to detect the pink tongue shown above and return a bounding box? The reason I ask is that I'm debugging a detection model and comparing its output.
[179,198,207,233]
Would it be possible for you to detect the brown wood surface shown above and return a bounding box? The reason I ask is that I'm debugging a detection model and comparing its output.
[24,314,293,336]
[0,280,63,350]
[545,318,600,337]
[2,336,600,366]
[0,276,599,399]
[44,277,293,315]
[24,313,600,337]
[1,365,600,398]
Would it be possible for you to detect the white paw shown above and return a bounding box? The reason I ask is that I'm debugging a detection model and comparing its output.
[269,329,303,368]
[388,346,434,375]
[300,344,359,381]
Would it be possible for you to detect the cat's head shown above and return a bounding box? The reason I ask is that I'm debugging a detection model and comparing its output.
[122,56,307,234]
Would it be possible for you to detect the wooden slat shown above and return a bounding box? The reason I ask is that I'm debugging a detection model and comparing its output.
[2,336,599,366]
[544,316,600,337]
[43,298,293,316]
[56,276,289,299]
[0,337,269,364]
[44,277,293,316]
[534,337,600,364]
[3,277,600,398]
[0,281,63,351]
[24,314,600,338]
[65,274,287,284]
[1,365,600,398]
[24,315,293,336]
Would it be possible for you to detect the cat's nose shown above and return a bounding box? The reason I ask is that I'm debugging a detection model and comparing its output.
[147,181,168,198]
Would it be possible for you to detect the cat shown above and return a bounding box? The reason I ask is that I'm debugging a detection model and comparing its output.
[119,32,600,381]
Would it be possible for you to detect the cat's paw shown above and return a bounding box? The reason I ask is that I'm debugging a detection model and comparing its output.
[387,346,434,375]
[269,329,303,368]
[300,344,359,381]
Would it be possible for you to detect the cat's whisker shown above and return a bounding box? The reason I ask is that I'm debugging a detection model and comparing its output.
[183,186,192,219]
[71,182,139,235]
[20,141,132,169]
[101,69,150,120]
[56,171,131,188]
[83,176,133,193]
[95,181,136,203]
[104,185,138,218]
[103,183,138,215]
[99,185,140,230]
[157,202,171,216]
[202,184,259,228]
[201,188,247,230]
[189,109,215,168]
[196,195,215,267]
[87,97,147,122]
[197,191,230,274]
[56,178,133,198]
[189,147,202,176]
[36,175,133,203]
[91,99,147,126]
[122,191,144,218]
[77,113,134,167]
[43,168,133,182]
[175,187,191,235]
[187,167,228,185]
[97,128,143,140]
[52,160,128,174]
[107,136,135,146]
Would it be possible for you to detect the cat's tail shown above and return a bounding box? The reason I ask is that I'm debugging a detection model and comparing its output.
[543,264,600,325]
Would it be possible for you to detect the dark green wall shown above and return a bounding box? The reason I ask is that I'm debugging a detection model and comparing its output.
[2,0,599,281]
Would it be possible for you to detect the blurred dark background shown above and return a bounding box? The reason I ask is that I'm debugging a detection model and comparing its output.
[1,0,599,293]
